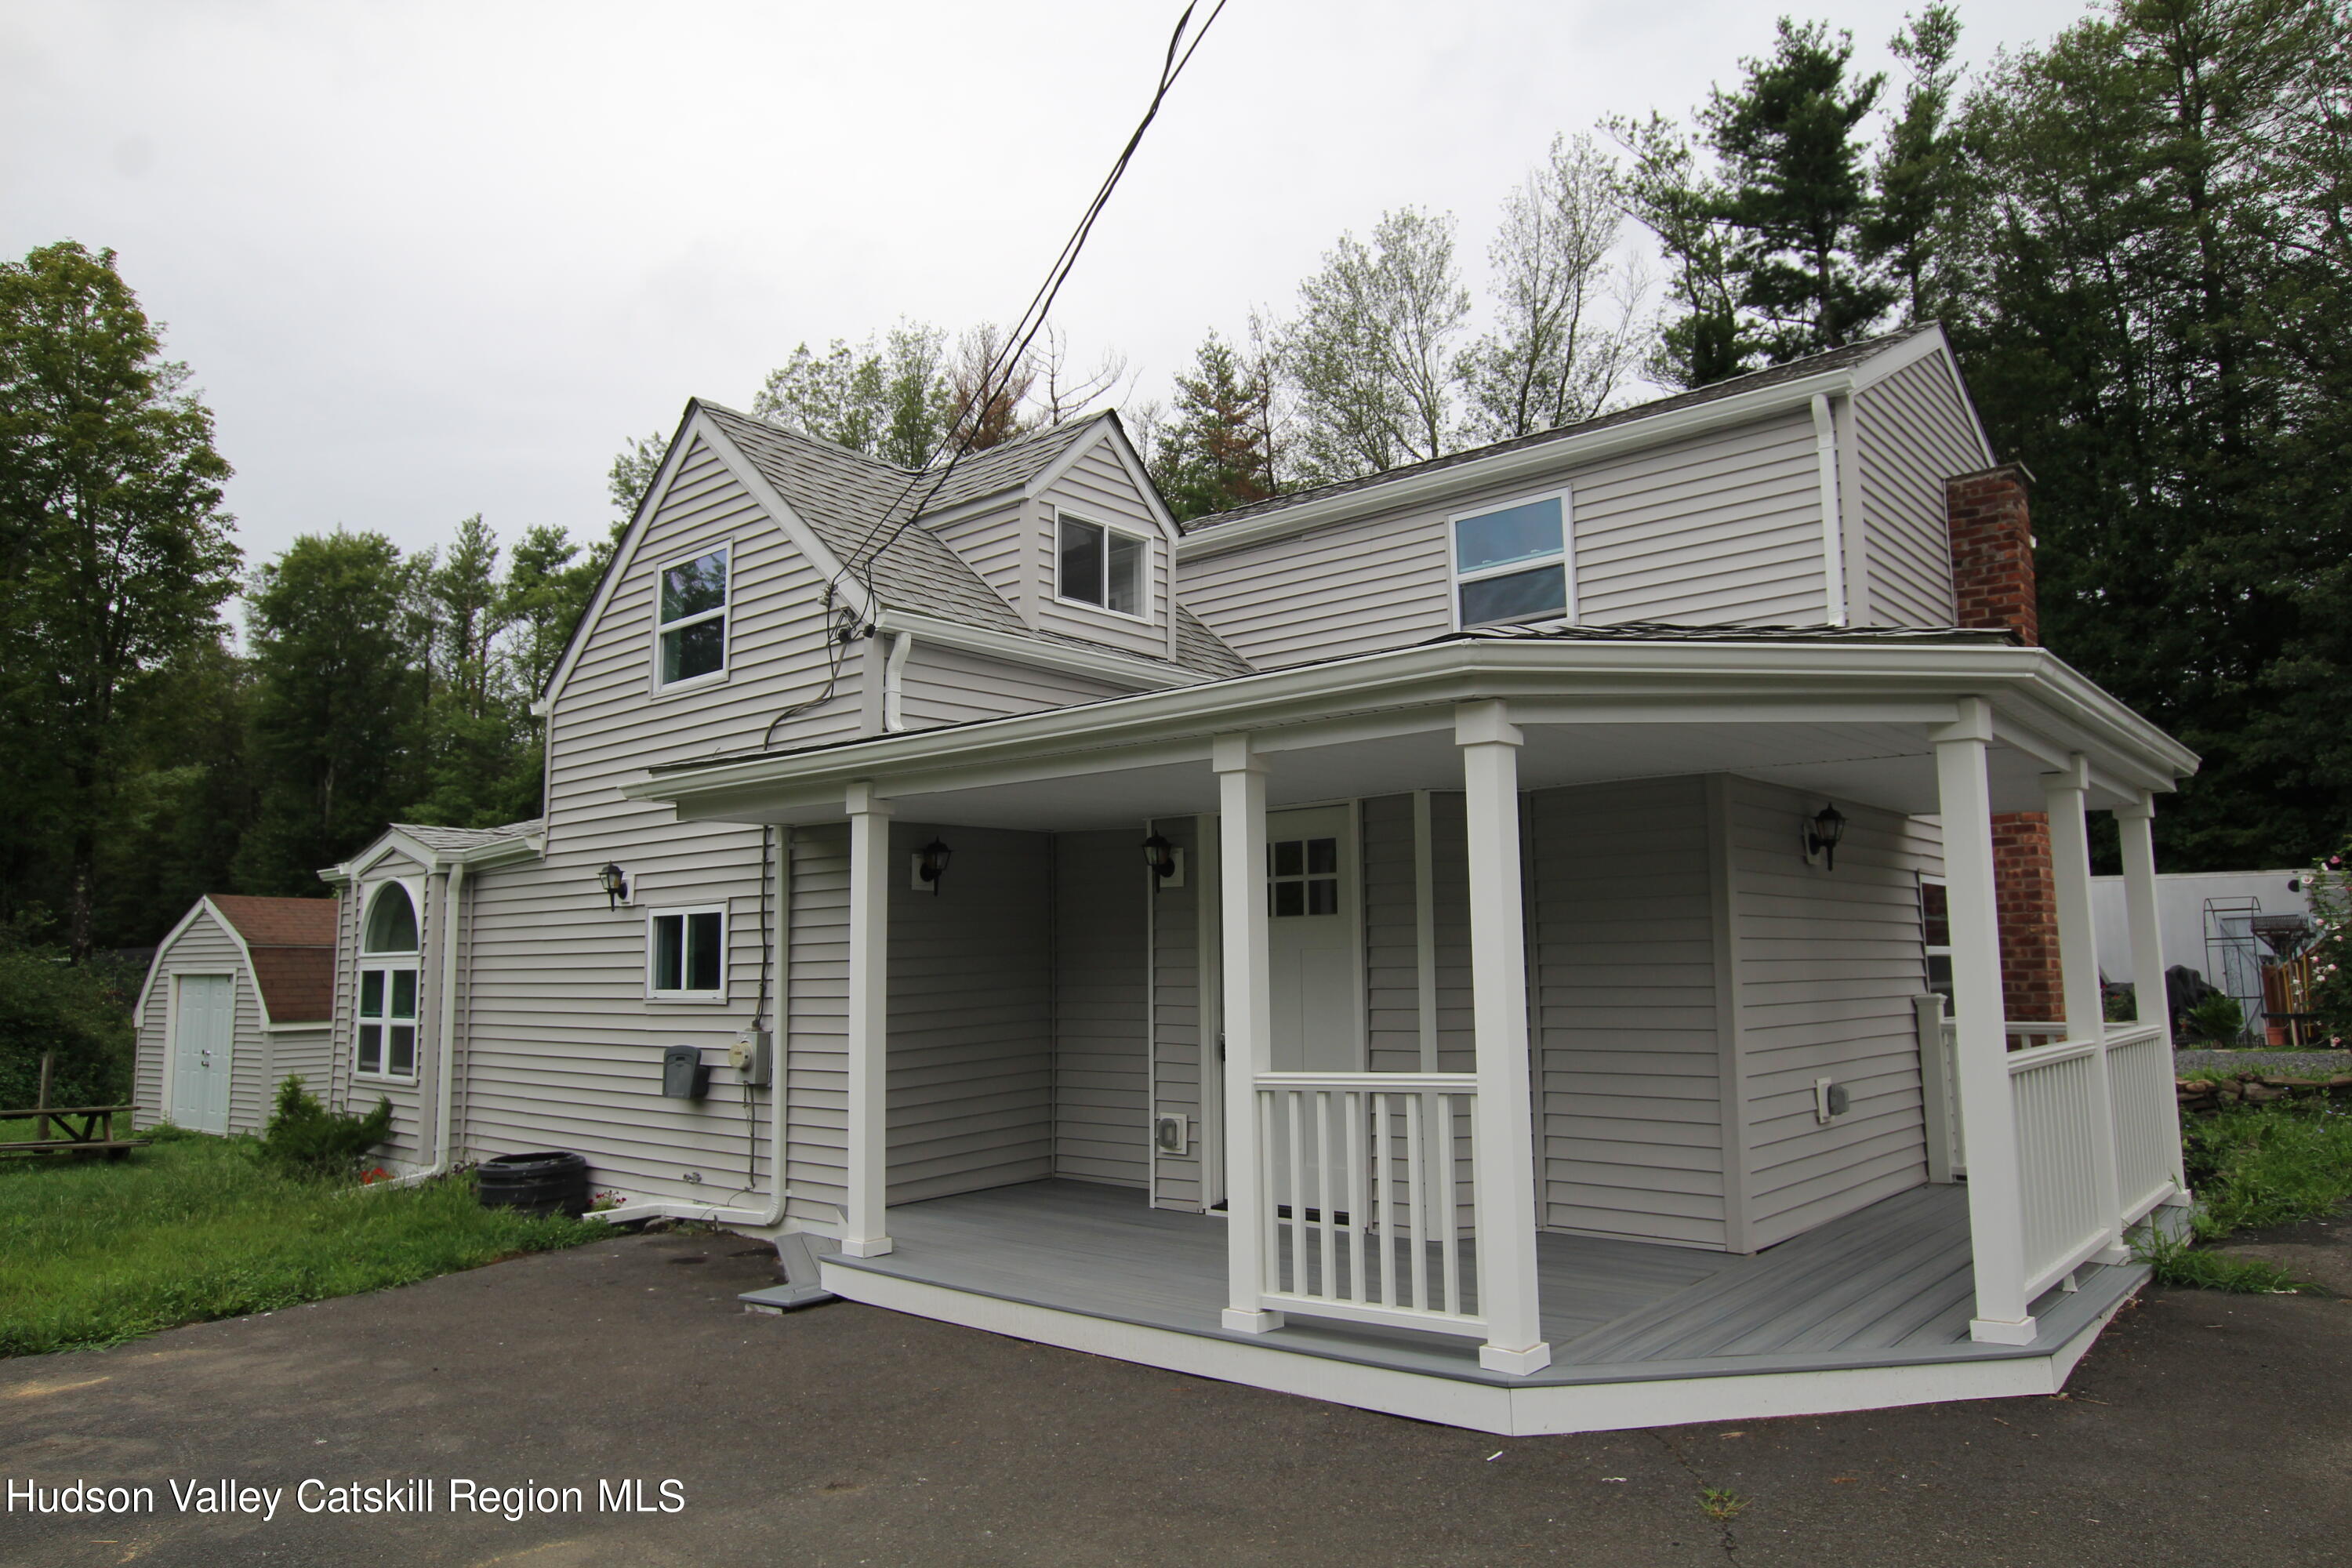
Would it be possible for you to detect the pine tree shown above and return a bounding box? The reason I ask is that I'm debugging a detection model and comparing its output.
[1149,332,1276,521]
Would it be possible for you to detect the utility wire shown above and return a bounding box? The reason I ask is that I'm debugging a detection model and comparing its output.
[837,0,1228,593]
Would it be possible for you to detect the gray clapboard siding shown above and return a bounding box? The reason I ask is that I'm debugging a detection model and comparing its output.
[1726,776,1933,1248]
[1853,357,1977,628]
[896,641,1130,731]
[1181,408,1831,671]
[1363,793,1475,1074]
[1033,440,1175,661]
[1145,817,1206,1209]
[927,507,1029,625]
[885,822,1054,1203]
[1054,829,1152,1187]
[1529,779,1728,1248]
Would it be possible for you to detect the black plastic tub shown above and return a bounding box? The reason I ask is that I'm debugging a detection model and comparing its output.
[476,1151,590,1218]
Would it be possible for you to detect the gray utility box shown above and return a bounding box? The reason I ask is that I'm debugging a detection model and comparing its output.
[662,1045,712,1099]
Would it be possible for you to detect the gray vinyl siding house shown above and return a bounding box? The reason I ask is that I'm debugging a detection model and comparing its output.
[317,325,2198,1436]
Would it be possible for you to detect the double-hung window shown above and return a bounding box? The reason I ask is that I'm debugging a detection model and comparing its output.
[1919,876,1953,1001]
[656,544,729,688]
[1057,515,1145,616]
[1452,493,1571,627]
[358,883,421,1079]
[647,906,726,1001]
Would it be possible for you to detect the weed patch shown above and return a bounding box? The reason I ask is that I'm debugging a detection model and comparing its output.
[2136,1229,2311,1294]
[0,1133,602,1358]
[2183,1100,2352,1236]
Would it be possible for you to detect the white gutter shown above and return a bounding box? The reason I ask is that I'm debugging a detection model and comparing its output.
[1811,394,1848,627]
[871,606,1205,691]
[1179,367,1860,561]
[881,631,912,732]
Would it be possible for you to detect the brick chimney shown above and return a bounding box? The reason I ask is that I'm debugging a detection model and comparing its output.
[1945,463,2067,1025]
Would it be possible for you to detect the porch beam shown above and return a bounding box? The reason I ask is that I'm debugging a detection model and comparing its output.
[1213,734,1281,1334]
[2045,757,2129,1265]
[842,781,894,1258]
[1933,699,2036,1344]
[2115,792,2190,1192]
[1456,700,1551,1375]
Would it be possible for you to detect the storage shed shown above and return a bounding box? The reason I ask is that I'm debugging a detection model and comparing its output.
[133,895,339,1134]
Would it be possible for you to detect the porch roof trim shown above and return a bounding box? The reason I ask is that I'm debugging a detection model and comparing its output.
[620,633,2198,822]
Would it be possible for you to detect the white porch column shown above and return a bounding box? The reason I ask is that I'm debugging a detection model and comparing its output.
[1456,700,1550,1375]
[2045,757,2129,1265]
[1933,699,2035,1344]
[841,780,894,1258]
[1214,734,1281,1333]
[2115,792,2190,1192]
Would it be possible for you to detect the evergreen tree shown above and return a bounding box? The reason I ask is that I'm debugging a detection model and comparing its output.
[1866,5,1967,322]
[1148,332,1277,521]
[1608,113,1756,389]
[0,241,239,956]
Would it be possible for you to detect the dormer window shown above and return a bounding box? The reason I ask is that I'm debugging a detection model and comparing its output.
[657,543,730,687]
[1058,515,1145,617]
[1453,493,1572,627]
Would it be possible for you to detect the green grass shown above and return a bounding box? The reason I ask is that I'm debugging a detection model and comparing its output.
[2183,1098,2352,1237]
[2136,1229,2312,1294]
[0,1129,604,1359]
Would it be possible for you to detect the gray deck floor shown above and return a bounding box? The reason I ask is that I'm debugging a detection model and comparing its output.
[822,1179,2146,1388]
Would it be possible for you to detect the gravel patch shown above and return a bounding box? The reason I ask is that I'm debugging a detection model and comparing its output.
[2176,1048,2352,1076]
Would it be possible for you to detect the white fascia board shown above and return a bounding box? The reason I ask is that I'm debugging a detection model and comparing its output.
[261,1019,332,1035]
[1846,324,1999,470]
[870,607,1207,691]
[622,637,2197,812]
[1177,368,1860,563]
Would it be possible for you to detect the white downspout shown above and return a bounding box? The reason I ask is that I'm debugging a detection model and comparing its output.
[1810,393,1848,627]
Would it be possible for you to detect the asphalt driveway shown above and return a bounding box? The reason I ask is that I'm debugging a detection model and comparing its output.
[2,1225,2346,1567]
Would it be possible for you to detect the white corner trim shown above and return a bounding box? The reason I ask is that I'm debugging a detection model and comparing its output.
[1811,394,1848,627]
[870,607,1207,691]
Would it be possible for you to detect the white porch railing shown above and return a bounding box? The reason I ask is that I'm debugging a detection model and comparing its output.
[2007,1036,2116,1298]
[2103,1023,2176,1224]
[1253,1072,1485,1338]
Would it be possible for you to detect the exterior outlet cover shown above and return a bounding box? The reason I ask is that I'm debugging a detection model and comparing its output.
[1814,1077,1850,1123]
[1153,1113,1189,1154]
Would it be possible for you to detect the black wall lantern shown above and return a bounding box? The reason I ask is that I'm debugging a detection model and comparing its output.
[1802,804,1847,871]
[914,837,953,894]
[1141,833,1178,881]
[597,862,630,909]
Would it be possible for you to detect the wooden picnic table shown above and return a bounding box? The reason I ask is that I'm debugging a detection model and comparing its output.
[0,1102,147,1157]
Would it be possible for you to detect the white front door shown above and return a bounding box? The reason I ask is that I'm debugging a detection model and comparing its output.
[1265,806,1363,1218]
[1265,806,1362,1073]
[171,975,234,1134]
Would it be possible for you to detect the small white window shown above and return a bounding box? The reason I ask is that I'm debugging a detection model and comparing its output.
[647,906,727,1001]
[1451,493,1571,627]
[358,883,420,1080]
[656,543,729,687]
[1057,516,1145,616]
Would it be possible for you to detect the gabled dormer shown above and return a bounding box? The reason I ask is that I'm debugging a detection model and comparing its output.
[917,413,1185,665]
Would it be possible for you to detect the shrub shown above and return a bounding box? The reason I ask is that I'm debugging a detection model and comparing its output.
[258,1076,391,1176]
[0,925,134,1110]
[2184,992,2248,1045]
[2307,844,2351,1046]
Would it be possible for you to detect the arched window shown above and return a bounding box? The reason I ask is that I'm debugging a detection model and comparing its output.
[358,882,420,1079]
[363,884,419,954]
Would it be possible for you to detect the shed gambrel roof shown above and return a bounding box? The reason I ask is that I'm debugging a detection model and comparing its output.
[694,403,1247,680]
[144,895,339,1027]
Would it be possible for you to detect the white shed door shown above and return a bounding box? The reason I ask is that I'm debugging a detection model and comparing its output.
[172,975,234,1135]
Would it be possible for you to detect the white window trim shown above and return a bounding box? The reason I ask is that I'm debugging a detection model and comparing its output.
[1054,513,1152,622]
[355,877,425,1083]
[651,539,734,696]
[644,902,729,1004]
[1447,487,1576,630]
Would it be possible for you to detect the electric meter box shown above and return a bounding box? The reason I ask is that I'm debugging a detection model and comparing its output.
[662,1045,711,1099]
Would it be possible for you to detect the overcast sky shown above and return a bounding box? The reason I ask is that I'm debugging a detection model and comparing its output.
[2,0,2093,589]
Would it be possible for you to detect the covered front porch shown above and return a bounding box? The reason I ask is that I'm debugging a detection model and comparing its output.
[632,629,2199,1428]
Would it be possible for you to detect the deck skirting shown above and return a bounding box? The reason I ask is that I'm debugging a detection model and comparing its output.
[817,1261,2143,1436]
